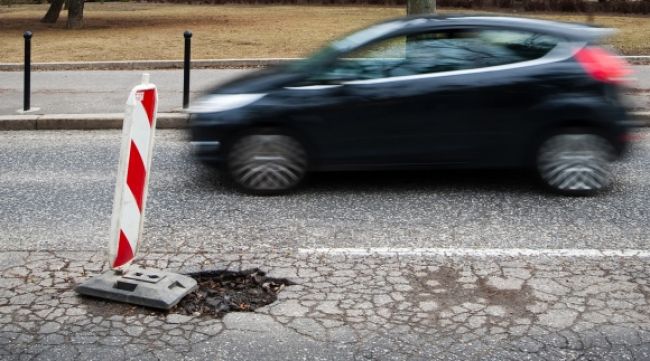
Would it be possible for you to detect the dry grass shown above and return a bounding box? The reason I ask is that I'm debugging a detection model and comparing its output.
[0,3,648,63]
[525,12,650,56]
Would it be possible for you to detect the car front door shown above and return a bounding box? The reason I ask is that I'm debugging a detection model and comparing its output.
[285,31,476,168]
[304,29,491,167]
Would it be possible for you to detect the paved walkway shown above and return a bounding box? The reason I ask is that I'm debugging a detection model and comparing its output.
[2,250,650,360]
[0,66,649,116]
[0,69,249,115]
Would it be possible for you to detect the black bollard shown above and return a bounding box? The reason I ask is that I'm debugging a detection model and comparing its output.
[183,30,192,109]
[23,31,32,112]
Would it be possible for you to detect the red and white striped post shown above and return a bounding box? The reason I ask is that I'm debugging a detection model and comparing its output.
[77,74,196,310]
[108,73,158,270]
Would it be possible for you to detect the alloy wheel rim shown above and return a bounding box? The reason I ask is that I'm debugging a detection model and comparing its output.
[537,134,613,191]
[228,135,307,191]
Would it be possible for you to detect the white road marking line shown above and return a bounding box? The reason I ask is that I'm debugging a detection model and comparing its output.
[298,248,650,258]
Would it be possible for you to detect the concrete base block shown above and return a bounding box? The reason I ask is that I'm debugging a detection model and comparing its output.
[76,267,198,310]
[16,107,41,114]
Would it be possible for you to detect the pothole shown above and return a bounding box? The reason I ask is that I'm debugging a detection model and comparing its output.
[78,268,295,318]
[170,269,295,317]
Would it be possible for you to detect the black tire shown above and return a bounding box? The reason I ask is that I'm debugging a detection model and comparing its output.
[535,131,615,196]
[225,132,308,195]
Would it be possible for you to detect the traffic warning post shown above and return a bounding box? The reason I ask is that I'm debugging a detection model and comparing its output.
[108,73,158,270]
[76,74,197,310]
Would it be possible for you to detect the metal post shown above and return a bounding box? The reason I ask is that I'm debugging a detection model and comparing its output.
[183,30,192,109]
[23,31,32,112]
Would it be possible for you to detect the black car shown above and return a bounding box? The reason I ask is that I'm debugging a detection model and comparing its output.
[188,15,633,195]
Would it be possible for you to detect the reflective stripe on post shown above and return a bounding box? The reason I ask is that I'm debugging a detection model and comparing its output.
[108,73,158,270]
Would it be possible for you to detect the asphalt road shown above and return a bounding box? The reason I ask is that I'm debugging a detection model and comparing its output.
[1,129,648,253]
[0,66,649,115]
[2,129,650,361]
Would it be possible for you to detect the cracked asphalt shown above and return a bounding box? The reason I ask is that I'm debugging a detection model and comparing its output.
[1,129,650,360]
[2,251,650,360]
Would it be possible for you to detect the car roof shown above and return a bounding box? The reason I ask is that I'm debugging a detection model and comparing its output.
[382,14,614,42]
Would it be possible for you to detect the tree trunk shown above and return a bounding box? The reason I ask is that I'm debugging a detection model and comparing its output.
[67,0,85,29]
[586,2,595,23]
[407,0,436,15]
[41,0,65,24]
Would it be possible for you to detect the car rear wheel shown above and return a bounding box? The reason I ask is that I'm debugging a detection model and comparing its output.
[226,133,308,194]
[536,132,615,195]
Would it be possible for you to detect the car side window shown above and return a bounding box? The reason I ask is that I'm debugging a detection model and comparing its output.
[305,28,561,83]
[475,30,561,65]
[306,38,407,83]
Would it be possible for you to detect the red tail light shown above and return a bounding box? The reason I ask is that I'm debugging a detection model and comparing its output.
[574,47,632,84]
[620,133,645,142]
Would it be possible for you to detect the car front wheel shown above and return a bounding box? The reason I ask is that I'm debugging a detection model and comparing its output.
[536,132,615,195]
[226,133,308,194]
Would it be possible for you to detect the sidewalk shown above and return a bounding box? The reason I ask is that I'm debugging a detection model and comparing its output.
[0,69,249,116]
[0,64,649,130]
[3,249,650,360]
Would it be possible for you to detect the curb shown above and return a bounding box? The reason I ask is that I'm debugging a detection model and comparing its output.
[0,59,301,71]
[0,113,188,130]
[1,112,648,130]
[1,56,649,71]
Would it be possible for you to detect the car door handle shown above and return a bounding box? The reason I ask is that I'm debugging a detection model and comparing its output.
[284,84,343,90]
